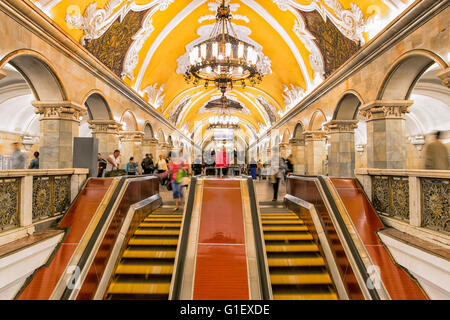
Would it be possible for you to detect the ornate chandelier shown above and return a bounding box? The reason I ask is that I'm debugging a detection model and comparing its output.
[183,0,265,94]
[208,114,239,127]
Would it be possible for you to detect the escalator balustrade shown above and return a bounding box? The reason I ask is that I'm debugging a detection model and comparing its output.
[105,207,182,299]
[260,205,338,300]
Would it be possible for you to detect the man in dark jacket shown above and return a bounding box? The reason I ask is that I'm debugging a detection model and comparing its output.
[141,153,155,174]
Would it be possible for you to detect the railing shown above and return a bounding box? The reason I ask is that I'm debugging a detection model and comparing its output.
[355,168,450,236]
[0,169,89,244]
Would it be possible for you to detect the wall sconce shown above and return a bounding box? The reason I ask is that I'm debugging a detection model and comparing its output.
[409,135,425,151]
[22,135,37,151]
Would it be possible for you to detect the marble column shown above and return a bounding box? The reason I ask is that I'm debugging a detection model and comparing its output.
[142,138,158,158]
[360,100,412,169]
[119,131,144,169]
[33,101,86,169]
[324,120,358,177]
[279,142,290,159]
[304,130,327,175]
[289,138,305,175]
[88,120,121,159]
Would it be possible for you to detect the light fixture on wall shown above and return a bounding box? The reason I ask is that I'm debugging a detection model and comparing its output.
[183,0,265,94]
[409,135,425,151]
[355,144,365,156]
[21,135,37,151]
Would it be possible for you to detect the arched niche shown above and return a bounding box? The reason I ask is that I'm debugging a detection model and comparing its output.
[308,109,328,131]
[377,49,448,100]
[119,110,138,131]
[157,129,166,143]
[333,91,364,120]
[83,91,113,121]
[293,122,305,139]
[282,128,291,143]
[0,50,66,101]
[143,122,155,138]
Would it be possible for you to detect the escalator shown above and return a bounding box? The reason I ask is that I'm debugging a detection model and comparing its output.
[260,204,338,300]
[105,206,182,299]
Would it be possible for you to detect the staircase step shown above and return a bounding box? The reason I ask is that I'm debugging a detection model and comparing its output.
[264,234,313,241]
[268,257,325,267]
[115,264,173,275]
[122,250,176,259]
[265,244,319,252]
[128,238,179,246]
[271,273,333,285]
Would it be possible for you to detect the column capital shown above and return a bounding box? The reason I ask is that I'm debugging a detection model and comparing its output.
[32,100,86,122]
[437,67,450,88]
[142,137,159,146]
[288,138,304,146]
[119,131,144,142]
[88,120,122,134]
[324,120,358,133]
[0,69,6,80]
[359,100,413,121]
[304,130,327,141]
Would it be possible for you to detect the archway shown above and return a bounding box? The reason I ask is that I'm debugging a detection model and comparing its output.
[333,91,364,120]
[80,91,113,138]
[308,109,328,131]
[144,122,155,139]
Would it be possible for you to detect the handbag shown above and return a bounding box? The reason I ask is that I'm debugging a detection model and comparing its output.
[167,180,172,191]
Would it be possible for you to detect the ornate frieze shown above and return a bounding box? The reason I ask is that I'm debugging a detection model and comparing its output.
[0,178,20,231]
[359,100,413,121]
[32,101,86,122]
[88,120,122,134]
[142,137,159,146]
[119,131,144,142]
[324,120,358,133]
[282,84,305,108]
[421,178,449,234]
[289,137,305,146]
[142,83,165,109]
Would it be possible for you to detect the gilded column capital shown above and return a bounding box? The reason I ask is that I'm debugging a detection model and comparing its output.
[437,67,450,88]
[88,120,122,134]
[0,69,6,80]
[32,100,86,122]
[359,100,413,121]
[324,120,358,133]
[119,131,144,142]
[304,130,327,141]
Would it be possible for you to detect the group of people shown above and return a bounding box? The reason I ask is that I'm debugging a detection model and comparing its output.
[10,142,39,169]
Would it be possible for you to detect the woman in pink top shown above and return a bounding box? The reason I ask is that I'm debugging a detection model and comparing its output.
[215,146,228,176]
[169,150,189,211]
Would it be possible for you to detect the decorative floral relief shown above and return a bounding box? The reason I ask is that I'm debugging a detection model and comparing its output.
[142,83,165,109]
[282,83,305,108]
[53,176,71,215]
[372,175,389,215]
[391,177,409,221]
[422,178,449,234]
[0,178,20,230]
[33,176,51,221]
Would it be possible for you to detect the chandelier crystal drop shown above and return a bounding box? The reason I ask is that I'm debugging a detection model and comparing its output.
[184,0,264,94]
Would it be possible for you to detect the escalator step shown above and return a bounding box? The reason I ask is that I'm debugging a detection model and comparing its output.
[139,223,181,228]
[264,234,313,241]
[263,226,308,232]
[270,273,332,285]
[115,264,174,275]
[107,282,170,295]
[261,220,304,225]
[273,292,338,300]
[268,257,325,267]
[129,238,179,246]
[134,230,180,236]
[262,216,299,220]
[146,214,183,218]
[122,249,176,259]
[144,218,182,222]
[265,244,319,252]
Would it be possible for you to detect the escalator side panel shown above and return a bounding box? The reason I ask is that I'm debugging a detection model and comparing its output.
[17,178,114,300]
[330,178,427,300]
[77,177,159,300]
[287,177,364,300]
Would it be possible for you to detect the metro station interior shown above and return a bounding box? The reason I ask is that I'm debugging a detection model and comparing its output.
[0,0,448,301]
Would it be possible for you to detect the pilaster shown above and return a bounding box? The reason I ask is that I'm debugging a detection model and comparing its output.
[88,120,122,158]
[304,130,327,175]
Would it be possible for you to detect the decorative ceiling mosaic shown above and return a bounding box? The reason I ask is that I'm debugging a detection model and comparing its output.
[32,0,412,141]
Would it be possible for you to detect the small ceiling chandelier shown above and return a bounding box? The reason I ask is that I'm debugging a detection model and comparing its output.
[208,114,239,128]
[184,0,264,94]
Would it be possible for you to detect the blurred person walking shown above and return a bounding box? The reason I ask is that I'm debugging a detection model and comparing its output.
[11,142,26,169]
[424,131,449,170]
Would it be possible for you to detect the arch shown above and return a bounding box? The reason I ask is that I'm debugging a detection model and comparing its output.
[157,128,166,143]
[282,128,291,143]
[0,49,67,101]
[119,109,138,131]
[377,49,448,100]
[333,90,365,120]
[143,121,155,138]
[82,90,113,120]
[168,135,173,147]
[293,122,305,139]
[308,109,328,131]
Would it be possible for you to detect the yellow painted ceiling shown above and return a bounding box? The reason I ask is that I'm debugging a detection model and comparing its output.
[32,0,409,141]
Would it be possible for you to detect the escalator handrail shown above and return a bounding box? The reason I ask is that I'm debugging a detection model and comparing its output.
[59,176,128,300]
[288,174,380,300]
[170,176,197,300]
[245,176,271,300]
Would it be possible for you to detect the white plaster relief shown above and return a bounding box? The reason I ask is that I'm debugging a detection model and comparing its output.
[282,83,305,109]
[141,83,165,109]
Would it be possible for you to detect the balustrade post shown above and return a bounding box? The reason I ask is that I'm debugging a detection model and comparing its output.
[409,176,422,227]
[20,175,33,228]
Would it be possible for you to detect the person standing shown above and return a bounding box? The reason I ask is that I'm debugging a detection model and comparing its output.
[215,146,228,176]
[271,159,281,202]
[286,154,294,176]
[97,153,107,177]
[126,157,139,175]
[192,156,203,176]
[424,131,449,170]
[106,150,121,172]
[11,142,26,169]
[169,149,188,211]
[141,153,154,175]
[248,158,257,180]
[156,154,168,184]
[28,151,40,169]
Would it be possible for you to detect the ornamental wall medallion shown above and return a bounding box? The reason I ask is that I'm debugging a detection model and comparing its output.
[422,178,449,234]
[53,176,71,215]
[372,175,389,215]
[0,178,20,231]
[33,176,51,221]
[391,177,409,221]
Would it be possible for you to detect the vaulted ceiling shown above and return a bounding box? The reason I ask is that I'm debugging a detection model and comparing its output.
[32,0,412,143]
